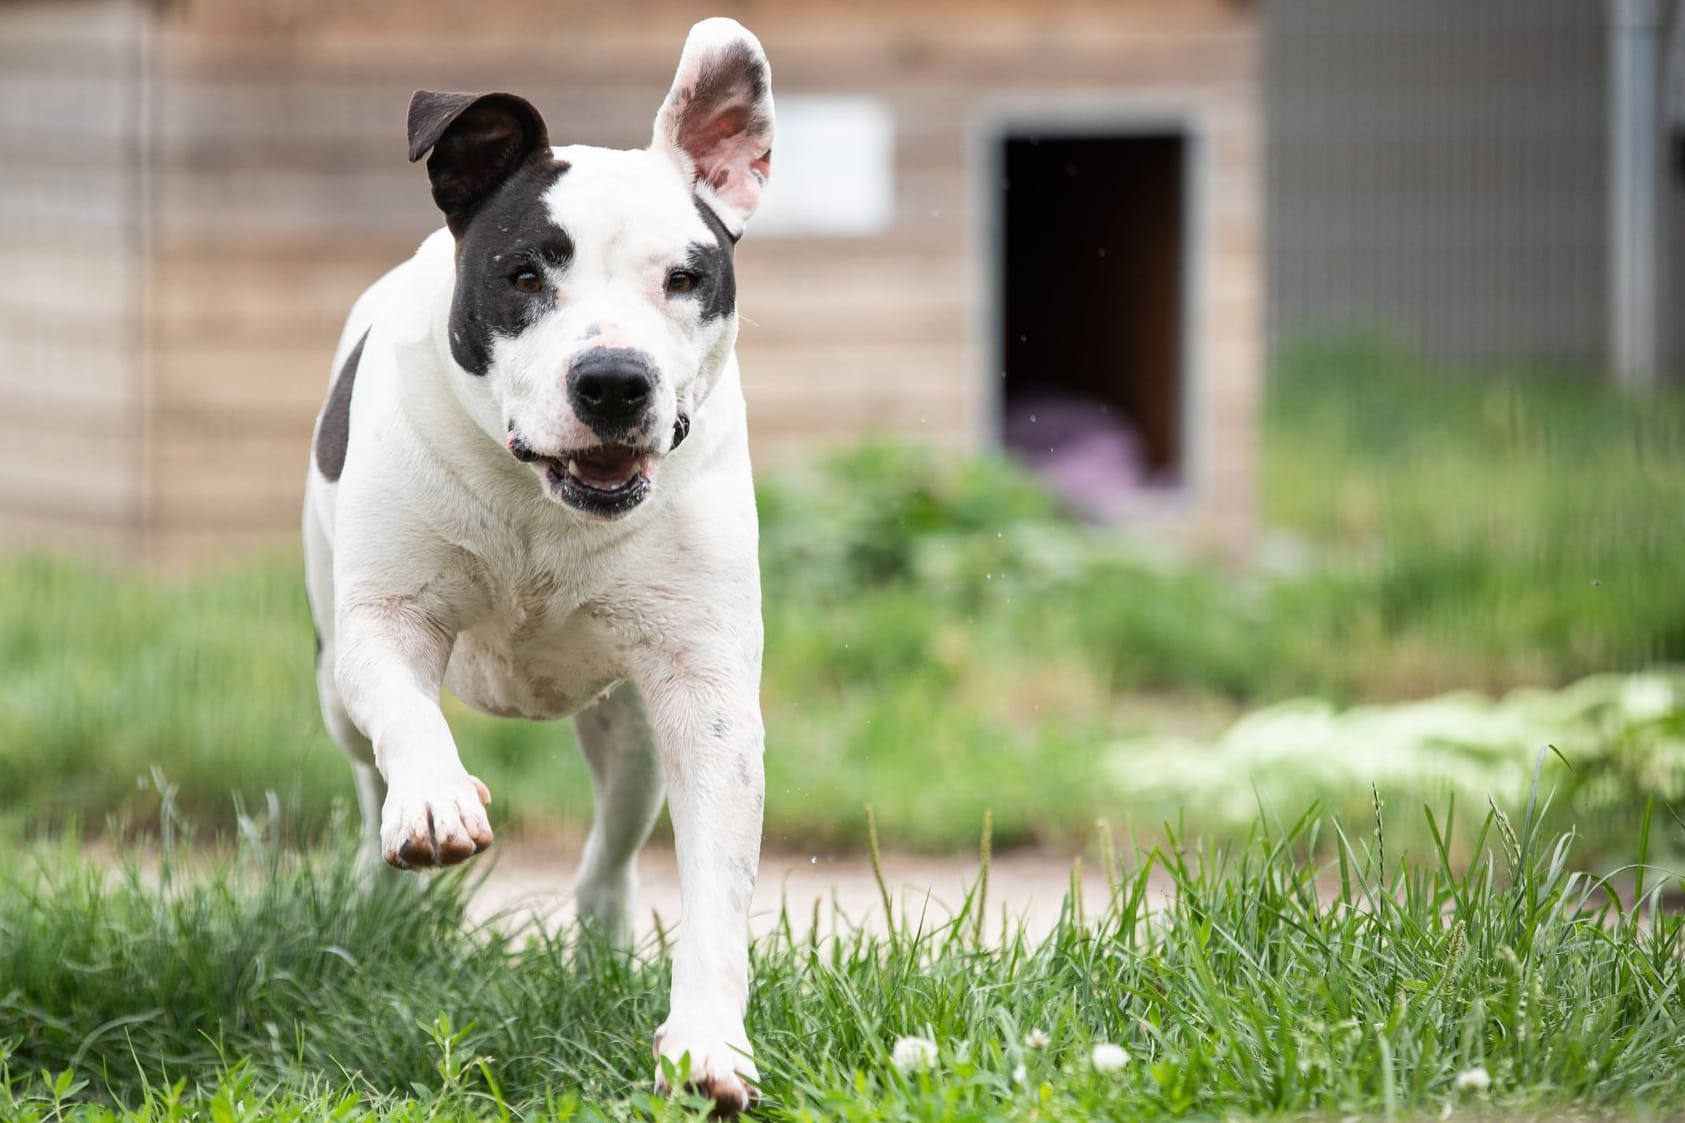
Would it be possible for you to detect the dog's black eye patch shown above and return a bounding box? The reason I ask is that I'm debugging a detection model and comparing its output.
[448,159,570,375]
[686,197,737,322]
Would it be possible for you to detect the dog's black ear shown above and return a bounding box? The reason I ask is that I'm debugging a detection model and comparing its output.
[407,90,550,233]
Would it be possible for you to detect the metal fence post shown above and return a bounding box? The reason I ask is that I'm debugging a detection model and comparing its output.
[1609,0,1663,389]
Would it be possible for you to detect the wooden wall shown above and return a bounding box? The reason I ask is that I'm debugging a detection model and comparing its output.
[0,0,147,557]
[4,0,1261,565]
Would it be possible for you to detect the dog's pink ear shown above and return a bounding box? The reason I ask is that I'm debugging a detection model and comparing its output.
[651,18,774,238]
[408,91,551,234]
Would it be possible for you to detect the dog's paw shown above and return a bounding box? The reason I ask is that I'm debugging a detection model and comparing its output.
[381,774,493,869]
[653,1022,759,1117]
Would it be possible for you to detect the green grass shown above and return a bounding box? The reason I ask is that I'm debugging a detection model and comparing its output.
[2,341,1683,853]
[1265,337,1685,691]
[2,793,1682,1121]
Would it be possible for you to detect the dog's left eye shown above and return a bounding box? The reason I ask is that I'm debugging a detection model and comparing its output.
[512,270,544,294]
[665,269,700,295]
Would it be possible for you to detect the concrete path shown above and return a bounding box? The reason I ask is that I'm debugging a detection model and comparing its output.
[466,842,1140,942]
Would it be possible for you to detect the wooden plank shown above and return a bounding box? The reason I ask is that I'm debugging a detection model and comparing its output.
[748,306,971,349]
[0,221,143,263]
[0,509,132,557]
[738,338,971,380]
[0,160,133,233]
[740,346,974,437]
[151,432,309,528]
[0,420,139,522]
[1204,285,1262,352]
[152,348,329,428]
[0,371,135,438]
[0,0,141,48]
[151,300,966,354]
[747,411,974,456]
[749,421,977,470]
[1202,358,1260,421]
[146,76,1252,169]
[148,246,971,304]
[149,163,972,240]
[0,305,132,356]
[150,76,652,147]
[149,252,385,347]
[155,20,1253,89]
[147,526,299,571]
[148,334,980,426]
[147,245,974,352]
[145,115,980,182]
[0,249,132,322]
[0,71,136,145]
[161,0,1249,42]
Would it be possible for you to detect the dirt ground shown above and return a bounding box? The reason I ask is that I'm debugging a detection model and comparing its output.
[466,842,1147,941]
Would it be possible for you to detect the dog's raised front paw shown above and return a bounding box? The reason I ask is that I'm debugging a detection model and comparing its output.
[653,1022,759,1117]
[381,774,493,869]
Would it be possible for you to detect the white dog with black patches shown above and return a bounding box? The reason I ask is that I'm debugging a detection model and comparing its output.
[302,19,772,1114]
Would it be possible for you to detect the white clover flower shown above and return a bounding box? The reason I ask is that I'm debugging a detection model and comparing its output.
[1454,1066,1491,1093]
[1090,1042,1129,1072]
[1620,676,1674,723]
[892,1035,939,1073]
[1025,1028,1050,1051]
[1012,1063,1027,1086]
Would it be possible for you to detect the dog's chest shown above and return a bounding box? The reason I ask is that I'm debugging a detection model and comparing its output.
[443,578,622,721]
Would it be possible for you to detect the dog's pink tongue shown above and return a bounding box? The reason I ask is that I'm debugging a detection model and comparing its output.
[573,447,638,488]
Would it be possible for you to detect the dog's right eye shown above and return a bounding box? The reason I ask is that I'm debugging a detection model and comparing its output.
[512,270,544,294]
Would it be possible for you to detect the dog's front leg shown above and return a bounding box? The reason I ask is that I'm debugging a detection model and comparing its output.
[335,603,492,869]
[640,652,765,1114]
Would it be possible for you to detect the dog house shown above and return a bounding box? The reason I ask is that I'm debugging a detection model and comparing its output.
[0,0,1261,566]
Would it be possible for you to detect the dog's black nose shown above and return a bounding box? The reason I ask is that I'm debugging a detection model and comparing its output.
[568,348,655,433]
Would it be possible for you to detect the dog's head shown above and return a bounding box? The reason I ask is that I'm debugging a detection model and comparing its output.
[406,18,772,518]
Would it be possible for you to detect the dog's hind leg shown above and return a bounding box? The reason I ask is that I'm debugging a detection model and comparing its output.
[572,683,666,944]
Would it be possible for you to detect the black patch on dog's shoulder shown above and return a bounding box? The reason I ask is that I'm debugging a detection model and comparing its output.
[684,197,737,322]
[315,328,368,482]
[448,158,571,376]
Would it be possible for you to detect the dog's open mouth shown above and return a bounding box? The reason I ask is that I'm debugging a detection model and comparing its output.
[535,443,655,516]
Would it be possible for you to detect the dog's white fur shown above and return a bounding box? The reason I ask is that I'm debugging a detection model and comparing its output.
[302,19,771,1112]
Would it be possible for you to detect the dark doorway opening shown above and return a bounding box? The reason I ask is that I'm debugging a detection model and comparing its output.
[998,130,1187,520]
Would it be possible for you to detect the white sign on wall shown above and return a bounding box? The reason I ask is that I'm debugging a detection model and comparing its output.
[752,95,896,237]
